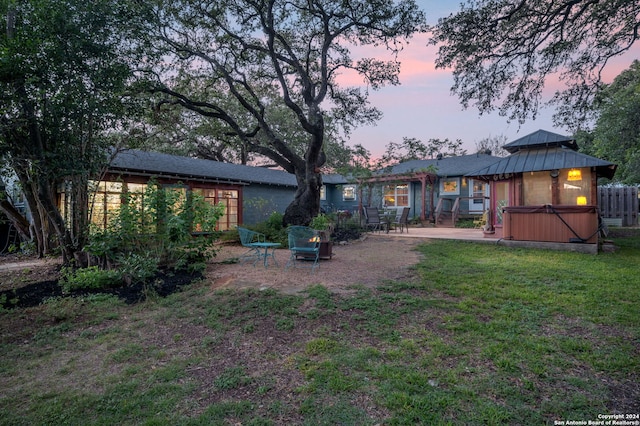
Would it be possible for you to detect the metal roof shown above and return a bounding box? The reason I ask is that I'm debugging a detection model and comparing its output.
[382,153,502,177]
[503,129,578,153]
[110,150,298,187]
[465,146,617,179]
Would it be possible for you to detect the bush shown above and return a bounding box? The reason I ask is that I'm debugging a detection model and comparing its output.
[250,212,288,245]
[60,266,122,293]
[116,253,159,285]
[84,181,224,280]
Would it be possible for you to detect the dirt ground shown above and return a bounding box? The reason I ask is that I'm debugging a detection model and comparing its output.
[208,234,424,294]
[0,235,425,305]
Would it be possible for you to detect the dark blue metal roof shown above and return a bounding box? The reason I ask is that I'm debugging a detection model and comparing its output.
[503,129,578,153]
[381,153,501,177]
[466,147,617,179]
[110,150,298,187]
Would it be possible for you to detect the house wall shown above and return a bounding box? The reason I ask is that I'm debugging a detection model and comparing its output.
[242,184,296,225]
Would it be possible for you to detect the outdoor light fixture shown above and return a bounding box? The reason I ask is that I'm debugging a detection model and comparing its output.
[576,196,587,205]
[567,169,582,181]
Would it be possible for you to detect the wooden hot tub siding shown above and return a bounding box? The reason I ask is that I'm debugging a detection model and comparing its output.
[503,205,599,244]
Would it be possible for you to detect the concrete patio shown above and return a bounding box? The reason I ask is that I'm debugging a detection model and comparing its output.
[370,226,499,242]
[370,225,600,254]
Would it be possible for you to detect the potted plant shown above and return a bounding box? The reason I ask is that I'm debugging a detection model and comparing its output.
[309,214,334,259]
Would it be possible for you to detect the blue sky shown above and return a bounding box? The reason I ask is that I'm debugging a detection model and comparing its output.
[348,1,640,158]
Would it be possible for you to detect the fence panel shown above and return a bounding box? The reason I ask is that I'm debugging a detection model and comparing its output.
[598,187,639,227]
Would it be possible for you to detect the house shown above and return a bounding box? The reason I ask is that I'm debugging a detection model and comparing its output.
[83,149,298,230]
[364,153,502,223]
[466,130,617,252]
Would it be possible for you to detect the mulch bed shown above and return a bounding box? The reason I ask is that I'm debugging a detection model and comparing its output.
[0,267,202,309]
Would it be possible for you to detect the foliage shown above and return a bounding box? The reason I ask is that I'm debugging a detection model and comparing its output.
[0,0,150,262]
[578,60,640,184]
[475,134,509,157]
[379,137,467,167]
[60,266,122,294]
[85,183,224,276]
[430,0,640,128]
[245,212,288,246]
[145,0,427,225]
[309,214,331,231]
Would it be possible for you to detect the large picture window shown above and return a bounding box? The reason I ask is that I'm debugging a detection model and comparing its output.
[384,184,409,207]
[192,188,239,231]
[86,181,239,232]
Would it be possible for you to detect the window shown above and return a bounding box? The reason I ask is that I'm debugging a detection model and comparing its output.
[523,172,552,205]
[384,184,409,207]
[192,187,239,231]
[440,178,459,195]
[320,185,326,201]
[559,168,590,205]
[472,180,486,205]
[89,180,125,229]
[342,185,356,201]
[87,181,240,232]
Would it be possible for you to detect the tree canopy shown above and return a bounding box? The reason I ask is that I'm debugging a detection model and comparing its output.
[430,0,640,128]
[0,0,146,261]
[146,0,427,225]
[578,60,640,184]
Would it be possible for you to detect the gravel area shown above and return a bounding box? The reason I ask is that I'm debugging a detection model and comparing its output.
[207,234,424,294]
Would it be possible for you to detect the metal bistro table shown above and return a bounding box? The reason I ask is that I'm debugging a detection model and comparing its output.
[250,242,281,267]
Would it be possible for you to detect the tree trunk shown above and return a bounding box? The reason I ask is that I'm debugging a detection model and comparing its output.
[282,114,325,226]
[283,168,322,226]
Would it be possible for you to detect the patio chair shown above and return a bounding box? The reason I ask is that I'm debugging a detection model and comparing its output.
[364,207,386,232]
[236,226,265,265]
[393,207,410,233]
[286,226,320,272]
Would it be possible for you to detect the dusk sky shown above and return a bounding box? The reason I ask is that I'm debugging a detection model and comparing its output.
[348,1,640,158]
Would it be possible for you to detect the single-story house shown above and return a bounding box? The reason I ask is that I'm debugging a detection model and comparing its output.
[364,153,502,222]
[74,149,504,230]
[466,129,617,250]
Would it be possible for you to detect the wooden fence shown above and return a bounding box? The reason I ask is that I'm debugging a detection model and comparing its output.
[598,186,639,227]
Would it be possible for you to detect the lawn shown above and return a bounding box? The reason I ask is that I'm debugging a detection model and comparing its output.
[1,231,638,425]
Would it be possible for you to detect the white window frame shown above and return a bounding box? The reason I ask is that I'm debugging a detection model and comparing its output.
[440,178,460,195]
[342,185,356,201]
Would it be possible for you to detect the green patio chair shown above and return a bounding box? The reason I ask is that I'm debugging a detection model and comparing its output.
[237,226,265,264]
[286,226,320,272]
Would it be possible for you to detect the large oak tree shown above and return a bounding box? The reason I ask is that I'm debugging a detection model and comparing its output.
[146,0,427,225]
[430,0,640,128]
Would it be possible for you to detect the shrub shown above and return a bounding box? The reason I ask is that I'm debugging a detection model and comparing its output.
[116,253,159,285]
[251,212,288,245]
[60,266,122,293]
[84,181,224,280]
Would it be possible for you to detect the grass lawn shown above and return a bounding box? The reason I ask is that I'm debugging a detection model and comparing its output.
[1,231,638,425]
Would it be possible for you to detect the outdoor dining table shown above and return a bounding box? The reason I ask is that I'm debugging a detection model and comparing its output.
[379,210,395,233]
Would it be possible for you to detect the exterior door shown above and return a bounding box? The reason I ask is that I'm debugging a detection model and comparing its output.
[469,180,488,214]
[493,181,509,228]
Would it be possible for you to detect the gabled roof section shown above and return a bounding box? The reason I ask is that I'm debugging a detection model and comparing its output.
[465,147,617,180]
[381,153,502,177]
[322,174,350,184]
[503,129,578,153]
[109,150,297,187]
